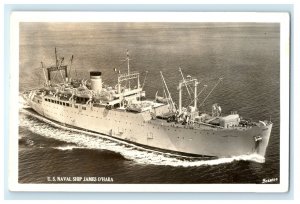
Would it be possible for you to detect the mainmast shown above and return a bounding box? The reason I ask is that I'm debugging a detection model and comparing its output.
[116,50,141,96]
[46,48,69,86]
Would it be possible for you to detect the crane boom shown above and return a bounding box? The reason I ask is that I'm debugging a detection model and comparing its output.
[160,71,176,112]
[179,67,192,98]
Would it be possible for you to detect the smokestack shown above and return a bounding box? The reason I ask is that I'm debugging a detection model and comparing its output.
[90,71,102,92]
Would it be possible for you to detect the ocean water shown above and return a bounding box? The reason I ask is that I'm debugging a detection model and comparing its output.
[18,22,280,184]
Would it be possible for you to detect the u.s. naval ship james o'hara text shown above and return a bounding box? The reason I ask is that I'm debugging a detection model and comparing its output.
[23,49,273,159]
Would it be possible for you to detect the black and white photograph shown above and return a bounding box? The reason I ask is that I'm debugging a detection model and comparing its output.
[9,12,290,192]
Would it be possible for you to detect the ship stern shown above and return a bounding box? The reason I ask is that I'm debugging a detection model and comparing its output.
[19,91,32,108]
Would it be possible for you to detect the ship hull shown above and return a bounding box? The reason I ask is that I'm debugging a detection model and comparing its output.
[27,97,272,158]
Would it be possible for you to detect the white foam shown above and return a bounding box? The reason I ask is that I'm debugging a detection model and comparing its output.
[19,94,30,109]
[19,108,265,167]
[53,145,79,151]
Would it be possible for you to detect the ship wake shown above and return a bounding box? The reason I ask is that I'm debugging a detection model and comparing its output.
[19,108,265,167]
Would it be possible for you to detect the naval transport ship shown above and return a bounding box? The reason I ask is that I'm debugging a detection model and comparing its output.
[22,49,273,158]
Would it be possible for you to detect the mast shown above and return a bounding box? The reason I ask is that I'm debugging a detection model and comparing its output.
[187,84,207,107]
[47,48,69,85]
[178,82,182,114]
[160,71,176,112]
[126,49,131,89]
[194,79,197,109]
[179,67,192,98]
[68,55,74,81]
[178,72,198,114]
[116,50,140,94]
[55,47,58,67]
[58,57,65,82]
[41,61,48,86]
[142,71,148,89]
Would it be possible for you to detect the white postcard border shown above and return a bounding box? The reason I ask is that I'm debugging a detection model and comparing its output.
[9,12,290,192]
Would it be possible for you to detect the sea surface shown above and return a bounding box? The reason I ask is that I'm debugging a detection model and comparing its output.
[18,22,280,184]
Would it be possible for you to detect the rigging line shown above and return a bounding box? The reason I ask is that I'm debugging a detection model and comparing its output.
[160,71,176,112]
[51,66,59,83]
[68,55,74,79]
[199,77,223,107]
[163,77,180,83]
[51,60,62,83]
[187,85,208,107]
[40,61,48,84]
[113,57,128,76]
[116,59,127,70]
[178,67,192,98]
[55,47,58,67]
[74,64,78,79]
[163,88,167,98]
[52,47,62,82]
[186,83,194,96]
[58,58,65,82]
[142,71,148,89]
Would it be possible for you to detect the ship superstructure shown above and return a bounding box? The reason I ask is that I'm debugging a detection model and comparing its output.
[23,49,273,158]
